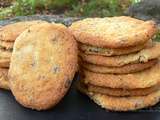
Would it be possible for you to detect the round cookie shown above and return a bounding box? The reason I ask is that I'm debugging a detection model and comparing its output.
[80,42,160,67]
[77,81,160,111]
[81,59,157,74]
[0,58,10,68]
[0,20,47,42]
[0,68,10,90]
[0,48,12,59]
[8,23,78,110]
[69,16,157,48]
[82,61,160,89]
[0,40,14,50]
[86,82,160,97]
[79,40,152,56]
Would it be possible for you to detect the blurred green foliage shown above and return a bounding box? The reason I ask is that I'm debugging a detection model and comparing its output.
[155,31,160,42]
[67,0,125,17]
[0,0,138,19]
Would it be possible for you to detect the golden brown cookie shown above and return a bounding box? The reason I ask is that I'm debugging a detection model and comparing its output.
[81,59,157,74]
[79,40,152,56]
[86,82,160,97]
[0,40,14,50]
[0,58,10,68]
[9,23,78,110]
[0,68,10,90]
[78,81,160,111]
[69,16,157,48]
[0,48,12,59]
[0,20,47,41]
[77,81,160,111]
[80,42,160,67]
[82,61,160,89]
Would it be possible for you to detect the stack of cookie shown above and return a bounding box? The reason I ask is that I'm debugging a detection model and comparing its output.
[69,16,160,111]
[0,20,46,90]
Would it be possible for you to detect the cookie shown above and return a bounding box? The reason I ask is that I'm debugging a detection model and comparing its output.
[80,42,160,67]
[0,58,10,68]
[69,16,157,48]
[86,82,160,97]
[0,68,10,90]
[0,20,47,41]
[0,40,14,50]
[82,61,160,89]
[8,23,78,110]
[79,40,152,56]
[81,59,157,74]
[0,48,12,59]
[77,81,160,111]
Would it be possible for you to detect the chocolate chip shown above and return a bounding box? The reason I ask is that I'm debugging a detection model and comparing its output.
[27,29,31,33]
[147,34,150,38]
[38,75,46,80]
[139,55,147,62]
[89,48,99,53]
[106,50,111,54]
[30,61,35,67]
[52,65,60,73]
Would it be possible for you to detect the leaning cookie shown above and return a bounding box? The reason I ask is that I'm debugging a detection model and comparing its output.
[81,59,157,74]
[82,61,160,89]
[9,23,78,110]
[69,16,157,48]
[80,42,160,67]
[77,81,160,111]
[0,68,10,90]
[79,40,152,56]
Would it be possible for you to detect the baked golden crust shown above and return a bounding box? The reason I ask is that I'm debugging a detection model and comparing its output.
[0,20,47,41]
[9,23,78,110]
[79,40,152,56]
[0,40,14,50]
[81,59,157,74]
[0,68,10,90]
[69,16,157,48]
[82,61,160,89]
[80,42,160,67]
[0,58,10,68]
[77,81,160,111]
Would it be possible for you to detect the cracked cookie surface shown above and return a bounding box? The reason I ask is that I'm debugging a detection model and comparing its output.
[69,16,157,48]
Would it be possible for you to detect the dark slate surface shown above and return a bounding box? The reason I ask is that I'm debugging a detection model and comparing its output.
[0,15,81,26]
[1,15,160,120]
